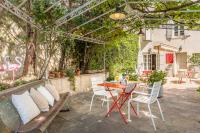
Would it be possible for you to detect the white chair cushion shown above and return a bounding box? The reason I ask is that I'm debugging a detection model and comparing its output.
[45,84,60,101]
[132,95,150,104]
[37,86,54,106]
[12,91,40,124]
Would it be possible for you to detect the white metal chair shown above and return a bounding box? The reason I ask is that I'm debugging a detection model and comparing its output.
[89,77,118,112]
[128,81,164,131]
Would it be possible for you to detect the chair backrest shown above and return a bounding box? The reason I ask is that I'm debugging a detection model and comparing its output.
[125,83,136,94]
[91,77,105,92]
[149,81,162,104]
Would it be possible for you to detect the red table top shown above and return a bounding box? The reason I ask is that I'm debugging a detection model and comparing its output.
[97,83,126,89]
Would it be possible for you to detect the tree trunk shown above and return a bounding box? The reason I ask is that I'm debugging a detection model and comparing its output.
[23,23,32,75]
[33,28,37,75]
[23,0,36,76]
[59,44,66,70]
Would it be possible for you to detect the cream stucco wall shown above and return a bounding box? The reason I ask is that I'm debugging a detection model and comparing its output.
[49,73,107,94]
[138,28,200,77]
[150,29,200,55]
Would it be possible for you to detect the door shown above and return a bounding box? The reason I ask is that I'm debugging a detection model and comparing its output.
[152,54,157,70]
[143,54,157,70]
[176,52,187,69]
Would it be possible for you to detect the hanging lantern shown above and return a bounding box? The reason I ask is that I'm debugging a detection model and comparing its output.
[109,5,126,20]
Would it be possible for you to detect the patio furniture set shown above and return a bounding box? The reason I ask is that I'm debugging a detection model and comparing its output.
[90,77,165,131]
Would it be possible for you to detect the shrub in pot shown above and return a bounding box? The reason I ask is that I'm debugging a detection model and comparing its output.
[147,70,166,98]
[75,68,81,76]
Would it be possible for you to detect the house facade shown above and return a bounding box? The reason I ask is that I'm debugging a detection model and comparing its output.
[138,25,200,77]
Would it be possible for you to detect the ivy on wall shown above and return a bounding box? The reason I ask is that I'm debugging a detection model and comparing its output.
[86,33,138,79]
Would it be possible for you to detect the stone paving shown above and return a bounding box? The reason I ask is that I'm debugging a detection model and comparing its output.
[49,78,200,133]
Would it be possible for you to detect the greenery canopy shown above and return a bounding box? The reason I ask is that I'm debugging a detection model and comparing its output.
[0,0,200,79]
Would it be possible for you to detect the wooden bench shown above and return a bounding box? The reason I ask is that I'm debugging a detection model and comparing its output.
[0,80,70,133]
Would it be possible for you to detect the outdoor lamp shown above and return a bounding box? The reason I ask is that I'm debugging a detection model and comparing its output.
[138,28,144,35]
[109,6,126,20]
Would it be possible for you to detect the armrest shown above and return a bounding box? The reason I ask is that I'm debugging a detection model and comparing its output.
[133,91,150,96]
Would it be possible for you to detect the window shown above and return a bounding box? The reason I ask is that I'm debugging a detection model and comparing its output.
[174,26,179,36]
[180,25,185,36]
[144,55,148,70]
[174,25,185,37]
[143,54,157,70]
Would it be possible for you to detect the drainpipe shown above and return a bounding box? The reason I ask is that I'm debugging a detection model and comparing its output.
[173,52,177,77]
[137,34,142,74]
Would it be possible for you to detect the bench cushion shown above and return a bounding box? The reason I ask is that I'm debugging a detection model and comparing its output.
[30,88,49,112]
[45,84,60,101]
[12,91,41,125]
[37,86,55,107]
[17,92,69,133]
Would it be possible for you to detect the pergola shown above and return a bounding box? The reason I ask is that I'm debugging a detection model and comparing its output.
[0,0,200,45]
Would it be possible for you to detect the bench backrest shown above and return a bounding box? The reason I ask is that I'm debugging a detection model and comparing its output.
[0,80,45,131]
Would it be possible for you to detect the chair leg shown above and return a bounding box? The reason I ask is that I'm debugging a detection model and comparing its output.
[128,100,131,122]
[102,96,105,107]
[90,94,95,111]
[107,97,110,113]
[137,102,140,116]
[157,99,165,121]
[148,104,156,131]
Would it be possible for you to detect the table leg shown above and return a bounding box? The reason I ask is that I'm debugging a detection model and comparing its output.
[105,89,128,124]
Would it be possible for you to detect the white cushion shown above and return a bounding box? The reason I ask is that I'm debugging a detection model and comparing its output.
[45,84,60,101]
[30,88,49,112]
[12,91,40,124]
[37,86,54,106]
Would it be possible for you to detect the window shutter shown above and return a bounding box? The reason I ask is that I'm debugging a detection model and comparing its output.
[166,53,174,64]
[166,26,173,39]
[145,29,151,41]
[166,20,174,39]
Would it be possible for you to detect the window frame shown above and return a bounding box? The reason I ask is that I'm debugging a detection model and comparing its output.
[173,25,185,37]
[143,54,157,71]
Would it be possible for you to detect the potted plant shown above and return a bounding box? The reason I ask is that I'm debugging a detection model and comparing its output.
[75,68,81,76]
[147,70,167,98]
[65,68,76,91]
[60,70,65,78]
[54,68,60,78]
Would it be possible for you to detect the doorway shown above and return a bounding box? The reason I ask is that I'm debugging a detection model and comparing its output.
[143,54,157,70]
[176,52,187,69]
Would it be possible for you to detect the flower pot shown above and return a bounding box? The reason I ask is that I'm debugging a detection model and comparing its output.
[148,85,163,98]
[60,72,64,78]
[49,71,55,78]
[76,70,80,76]
[55,72,60,78]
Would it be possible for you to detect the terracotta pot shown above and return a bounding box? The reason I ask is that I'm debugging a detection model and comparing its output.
[55,72,60,78]
[49,71,55,78]
[60,72,64,78]
[76,70,80,76]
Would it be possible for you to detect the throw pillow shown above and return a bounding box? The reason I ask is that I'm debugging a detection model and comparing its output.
[12,91,40,124]
[37,86,54,106]
[45,84,60,101]
[30,88,49,112]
